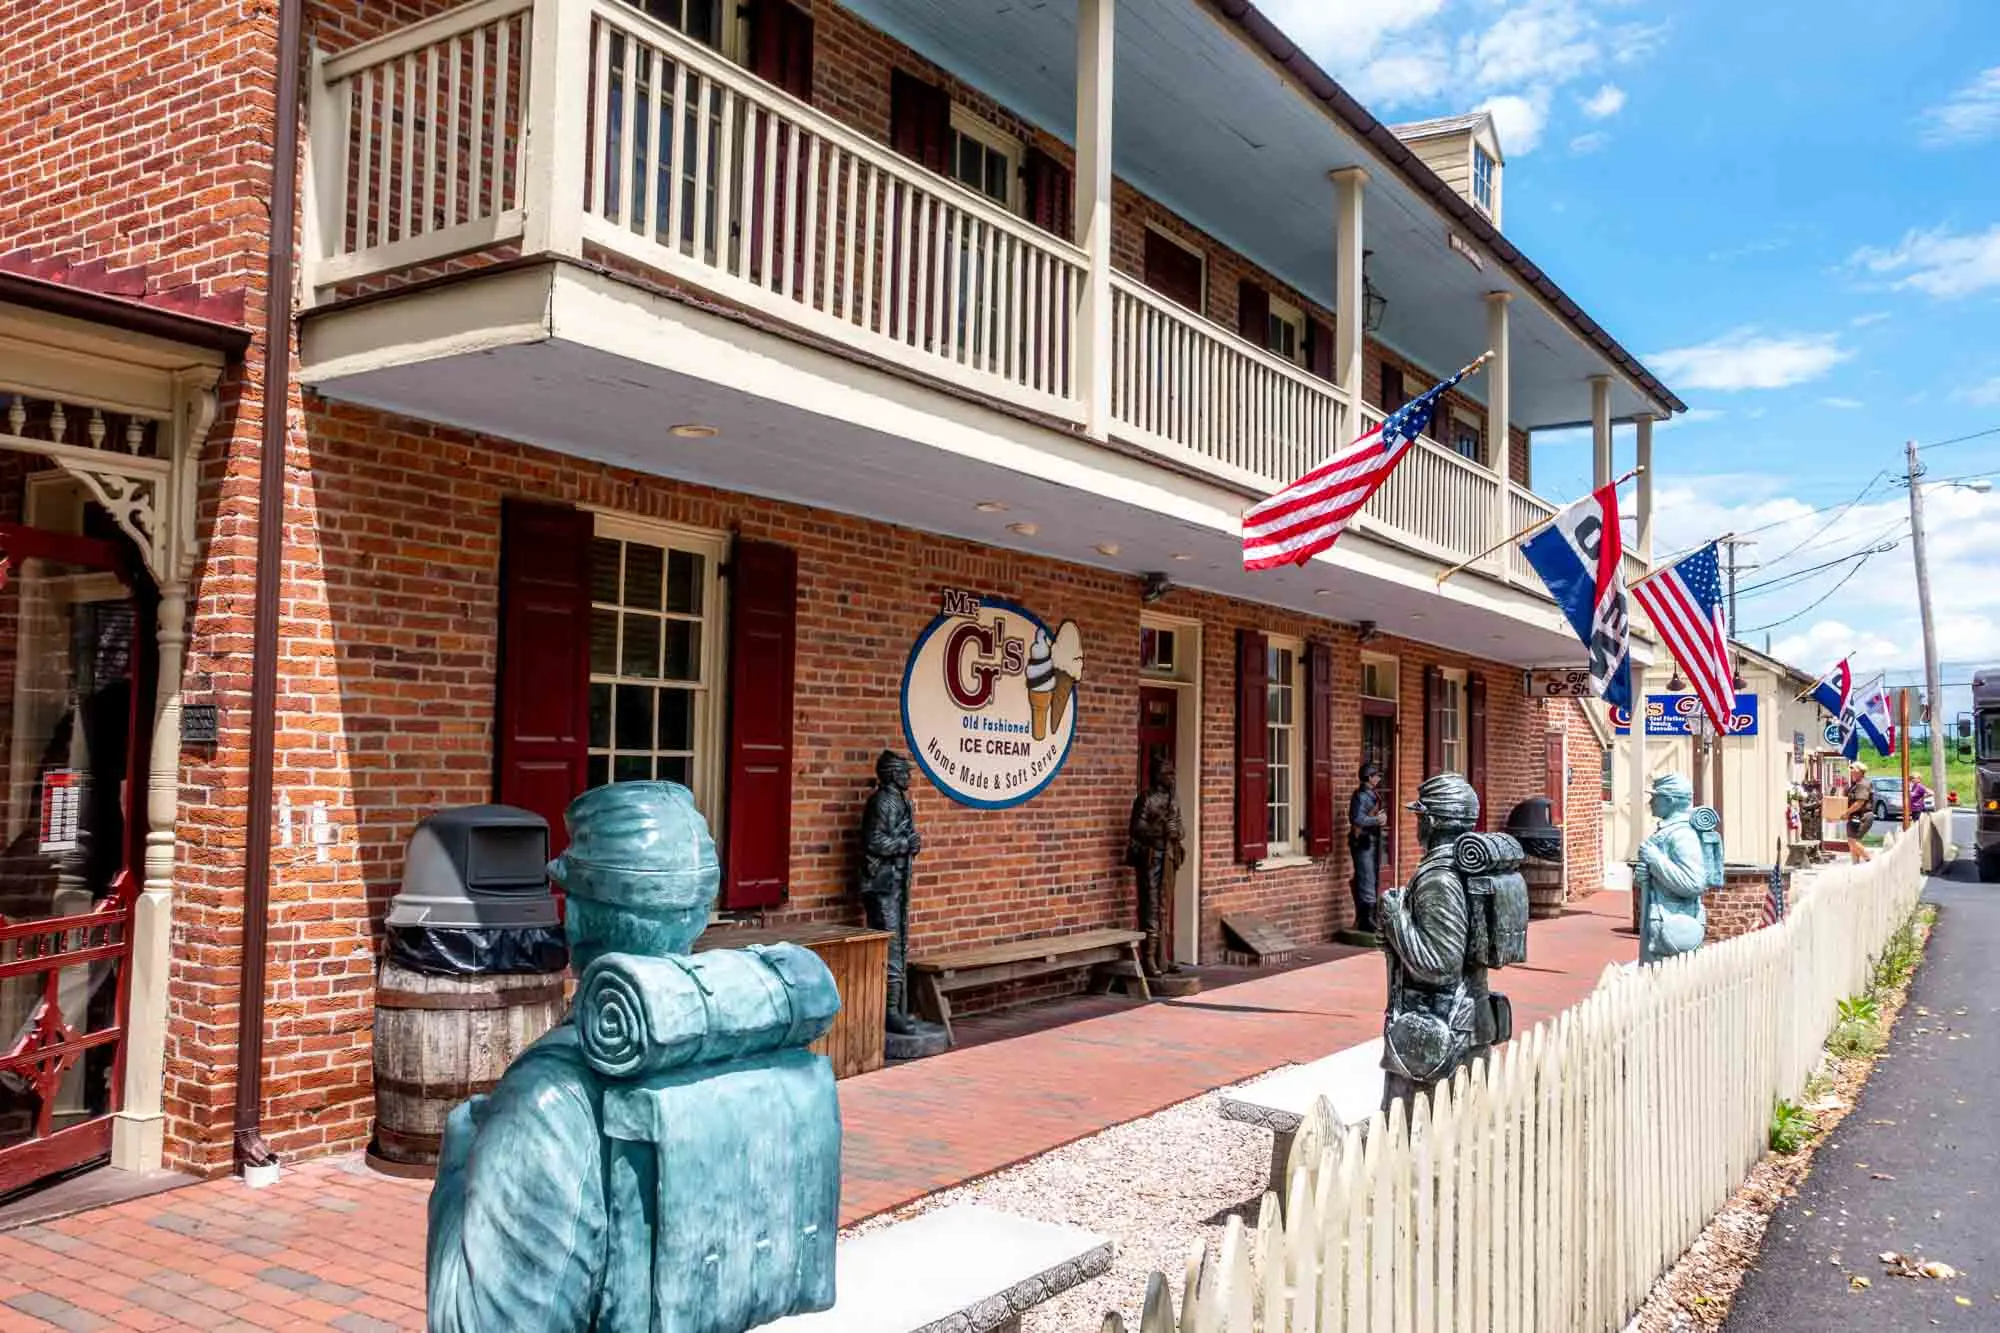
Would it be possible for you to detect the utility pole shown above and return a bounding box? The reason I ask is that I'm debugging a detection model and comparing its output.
[1721,536,1758,638]
[1907,439,1948,806]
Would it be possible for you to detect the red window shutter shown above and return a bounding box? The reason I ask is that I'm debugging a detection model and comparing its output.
[1423,664,1444,779]
[1143,230,1204,313]
[1236,279,1271,348]
[1024,147,1073,242]
[1306,317,1334,381]
[890,69,950,175]
[750,0,815,100]
[1380,363,1406,412]
[1305,640,1335,857]
[1468,671,1489,830]
[722,538,798,911]
[495,499,592,855]
[1236,629,1270,863]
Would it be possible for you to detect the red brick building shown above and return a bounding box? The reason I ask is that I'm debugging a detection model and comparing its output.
[0,0,1680,1192]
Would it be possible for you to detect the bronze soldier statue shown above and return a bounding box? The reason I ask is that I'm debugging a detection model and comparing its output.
[1377,771,1524,1111]
[859,751,923,1037]
[1125,756,1186,978]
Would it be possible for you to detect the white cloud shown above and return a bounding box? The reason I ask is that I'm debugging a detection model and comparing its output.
[1579,83,1626,118]
[1467,3,1602,88]
[1849,311,1891,328]
[1257,0,1449,59]
[1570,130,1611,155]
[1646,329,1853,392]
[1347,44,1455,108]
[1920,66,2000,147]
[1850,224,2000,299]
[1961,375,2000,407]
[1482,92,1551,154]
[1820,396,1864,409]
[1771,621,1908,675]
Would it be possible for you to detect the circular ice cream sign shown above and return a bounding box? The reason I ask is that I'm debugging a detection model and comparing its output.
[901,589,1085,809]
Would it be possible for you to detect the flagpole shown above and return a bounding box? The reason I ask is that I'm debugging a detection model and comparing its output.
[1626,530,1736,592]
[1435,465,1646,586]
[1793,654,1851,704]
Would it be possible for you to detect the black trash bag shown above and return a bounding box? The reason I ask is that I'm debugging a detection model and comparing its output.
[386,924,569,977]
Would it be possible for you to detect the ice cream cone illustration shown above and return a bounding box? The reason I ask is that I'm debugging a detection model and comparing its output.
[1050,620,1084,733]
[1026,628,1055,740]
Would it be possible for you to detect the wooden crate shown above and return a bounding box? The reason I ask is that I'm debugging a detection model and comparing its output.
[694,923,889,1079]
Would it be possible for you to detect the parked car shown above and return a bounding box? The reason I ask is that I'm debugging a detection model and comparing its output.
[1869,776,1928,821]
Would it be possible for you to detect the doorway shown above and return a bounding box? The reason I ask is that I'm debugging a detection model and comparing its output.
[1138,617,1201,965]
[1360,653,1398,881]
[0,519,154,1197]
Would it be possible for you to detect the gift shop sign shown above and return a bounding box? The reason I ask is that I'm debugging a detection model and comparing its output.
[902,589,1085,809]
[1611,693,1760,736]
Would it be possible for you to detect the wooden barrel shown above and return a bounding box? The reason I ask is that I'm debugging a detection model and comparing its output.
[369,961,567,1174]
[1524,859,1565,919]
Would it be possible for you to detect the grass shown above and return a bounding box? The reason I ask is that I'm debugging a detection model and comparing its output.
[1903,739,1976,806]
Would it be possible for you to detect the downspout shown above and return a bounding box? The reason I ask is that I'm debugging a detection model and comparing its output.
[234,0,306,1175]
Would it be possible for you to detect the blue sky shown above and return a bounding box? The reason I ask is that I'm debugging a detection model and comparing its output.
[1265,0,2000,691]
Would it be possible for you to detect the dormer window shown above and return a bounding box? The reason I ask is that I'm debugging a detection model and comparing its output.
[1472,145,1496,215]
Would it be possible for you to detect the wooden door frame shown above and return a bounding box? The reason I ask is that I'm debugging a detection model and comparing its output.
[1139,613,1201,965]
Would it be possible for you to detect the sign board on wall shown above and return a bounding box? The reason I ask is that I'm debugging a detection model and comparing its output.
[39,770,78,852]
[1527,668,1595,698]
[1611,693,1760,736]
[902,589,1086,809]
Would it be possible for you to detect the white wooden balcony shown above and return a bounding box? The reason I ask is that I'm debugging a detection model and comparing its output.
[303,0,1641,598]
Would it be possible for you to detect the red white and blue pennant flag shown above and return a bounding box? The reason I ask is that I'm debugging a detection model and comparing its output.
[1806,658,1893,759]
[1632,541,1737,735]
[1519,482,1634,711]
[1242,354,1490,571]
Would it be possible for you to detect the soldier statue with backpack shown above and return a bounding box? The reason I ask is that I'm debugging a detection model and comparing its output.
[1377,771,1530,1112]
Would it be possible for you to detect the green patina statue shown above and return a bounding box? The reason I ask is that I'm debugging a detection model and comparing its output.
[1636,773,1725,963]
[1377,772,1529,1112]
[425,782,842,1333]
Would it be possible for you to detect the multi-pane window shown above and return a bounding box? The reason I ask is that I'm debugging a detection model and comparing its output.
[1267,296,1306,368]
[1140,626,1179,676]
[587,523,720,810]
[1450,410,1482,464]
[948,109,1020,211]
[628,0,720,44]
[1266,641,1301,853]
[1473,145,1495,214]
[1362,656,1397,702]
[1440,670,1466,774]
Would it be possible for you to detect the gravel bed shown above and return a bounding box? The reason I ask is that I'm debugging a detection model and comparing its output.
[844,1068,1294,1331]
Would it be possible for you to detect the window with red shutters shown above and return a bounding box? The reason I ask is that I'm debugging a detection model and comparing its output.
[1468,671,1489,830]
[1236,629,1269,863]
[1144,229,1205,313]
[1305,640,1335,857]
[749,0,815,100]
[721,538,797,911]
[496,500,593,854]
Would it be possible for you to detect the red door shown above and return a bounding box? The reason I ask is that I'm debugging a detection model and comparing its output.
[0,523,152,1196]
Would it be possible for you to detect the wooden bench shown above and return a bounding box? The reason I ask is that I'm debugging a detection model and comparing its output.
[761,1204,1112,1333]
[909,928,1149,1045]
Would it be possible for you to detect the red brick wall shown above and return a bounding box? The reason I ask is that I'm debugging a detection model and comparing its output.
[1707,865,1786,943]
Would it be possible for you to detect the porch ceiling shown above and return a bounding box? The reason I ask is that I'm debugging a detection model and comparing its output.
[841,0,1677,429]
[300,262,1620,671]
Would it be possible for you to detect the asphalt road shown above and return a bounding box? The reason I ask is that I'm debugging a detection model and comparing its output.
[1726,815,2000,1330]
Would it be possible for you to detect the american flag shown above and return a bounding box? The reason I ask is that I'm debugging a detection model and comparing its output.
[1632,542,1736,735]
[1762,845,1786,926]
[1243,356,1487,571]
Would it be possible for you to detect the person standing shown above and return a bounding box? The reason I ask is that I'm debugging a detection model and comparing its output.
[1347,761,1387,933]
[1846,763,1875,862]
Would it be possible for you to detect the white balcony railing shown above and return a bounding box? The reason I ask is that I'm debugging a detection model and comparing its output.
[1509,486,1558,584]
[306,0,1604,597]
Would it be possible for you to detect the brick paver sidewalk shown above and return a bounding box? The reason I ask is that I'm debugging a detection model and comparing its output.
[0,894,1633,1331]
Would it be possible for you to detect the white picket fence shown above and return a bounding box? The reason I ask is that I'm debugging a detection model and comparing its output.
[1108,818,1933,1333]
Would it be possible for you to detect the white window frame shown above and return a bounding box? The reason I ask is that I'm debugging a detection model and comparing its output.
[1265,636,1306,858]
[1267,294,1307,368]
[1143,223,1209,316]
[1440,668,1468,775]
[1140,624,1183,680]
[1472,144,1496,215]
[1449,406,1484,464]
[1361,652,1398,703]
[948,105,1023,213]
[586,512,730,827]
[635,0,740,60]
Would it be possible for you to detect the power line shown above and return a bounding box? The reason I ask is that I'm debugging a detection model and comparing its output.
[1738,551,1880,635]
[1734,532,1904,600]
[1916,423,2000,452]
[1752,470,1893,570]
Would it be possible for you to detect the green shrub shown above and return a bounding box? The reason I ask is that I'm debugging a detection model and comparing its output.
[1837,994,1881,1026]
[1770,1098,1814,1153]
[1830,1017,1883,1059]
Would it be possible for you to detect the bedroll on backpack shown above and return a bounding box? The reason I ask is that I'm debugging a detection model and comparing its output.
[1454,831,1529,969]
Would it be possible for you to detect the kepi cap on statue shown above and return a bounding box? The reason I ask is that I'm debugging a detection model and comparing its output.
[1647,773,1693,801]
[547,781,720,916]
[1406,771,1479,824]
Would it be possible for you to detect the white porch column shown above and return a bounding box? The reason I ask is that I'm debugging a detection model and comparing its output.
[1073,0,1116,438]
[112,582,187,1172]
[1589,373,1613,489]
[1486,291,1513,555]
[521,0,590,255]
[1332,167,1367,436]
[1634,411,1656,566]
[1625,665,1650,877]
